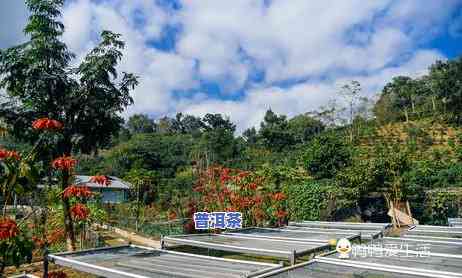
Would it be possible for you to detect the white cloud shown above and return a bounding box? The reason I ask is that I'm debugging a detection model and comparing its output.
[60,0,198,116]
[180,49,444,133]
[1,0,459,132]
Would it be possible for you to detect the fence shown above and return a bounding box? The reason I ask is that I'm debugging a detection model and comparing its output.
[107,216,191,238]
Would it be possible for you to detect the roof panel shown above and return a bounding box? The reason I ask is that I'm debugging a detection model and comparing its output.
[282,225,383,239]
[254,259,444,278]
[324,244,462,277]
[225,227,360,243]
[49,245,281,278]
[288,221,390,231]
[163,234,331,264]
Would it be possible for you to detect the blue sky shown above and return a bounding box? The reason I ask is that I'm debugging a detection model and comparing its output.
[1,0,461,131]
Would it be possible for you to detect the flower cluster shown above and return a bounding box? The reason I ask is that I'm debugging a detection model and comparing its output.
[90,175,111,186]
[0,218,19,240]
[271,192,287,201]
[52,156,77,171]
[32,118,63,130]
[63,185,93,199]
[32,229,65,248]
[0,149,20,161]
[70,203,90,220]
[191,166,288,228]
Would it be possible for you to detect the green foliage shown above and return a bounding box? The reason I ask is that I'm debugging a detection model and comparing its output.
[199,113,239,163]
[256,165,310,191]
[0,230,33,273]
[302,133,352,179]
[288,114,325,144]
[100,133,194,177]
[127,114,156,134]
[423,189,462,225]
[259,110,295,151]
[429,57,462,124]
[284,179,359,221]
[0,0,138,155]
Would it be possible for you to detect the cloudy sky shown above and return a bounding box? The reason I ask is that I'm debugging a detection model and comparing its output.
[1,0,462,132]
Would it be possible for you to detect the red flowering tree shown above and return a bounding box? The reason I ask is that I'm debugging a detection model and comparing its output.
[0,142,37,274]
[190,166,288,228]
[0,217,34,274]
[51,153,109,250]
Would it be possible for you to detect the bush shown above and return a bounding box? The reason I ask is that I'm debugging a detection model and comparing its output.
[302,133,352,179]
[423,189,462,225]
[284,180,359,221]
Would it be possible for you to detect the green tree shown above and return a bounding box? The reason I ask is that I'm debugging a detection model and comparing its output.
[287,114,324,144]
[379,76,422,123]
[0,0,138,251]
[259,110,295,151]
[170,113,204,136]
[0,0,138,156]
[199,114,238,164]
[242,127,258,145]
[303,133,352,179]
[127,114,156,134]
[124,168,157,231]
[429,57,462,124]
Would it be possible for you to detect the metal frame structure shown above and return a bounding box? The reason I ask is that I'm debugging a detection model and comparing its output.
[315,257,462,278]
[162,233,331,264]
[48,244,282,278]
[448,218,462,227]
[321,245,462,277]
[289,221,390,229]
[224,227,361,243]
[282,225,383,239]
[404,234,462,243]
[407,225,462,237]
[252,257,462,278]
[383,236,462,246]
[297,221,390,227]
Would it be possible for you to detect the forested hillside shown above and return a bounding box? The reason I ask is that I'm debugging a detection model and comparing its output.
[3,55,462,226]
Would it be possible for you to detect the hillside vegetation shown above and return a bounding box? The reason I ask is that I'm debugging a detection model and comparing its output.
[58,56,461,225]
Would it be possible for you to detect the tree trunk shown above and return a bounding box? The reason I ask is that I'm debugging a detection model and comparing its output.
[61,171,76,251]
[431,96,436,112]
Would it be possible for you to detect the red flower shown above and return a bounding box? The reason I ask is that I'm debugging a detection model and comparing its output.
[48,271,67,278]
[89,175,111,186]
[248,182,258,190]
[254,208,266,221]
[52,156,77,171]
[0,149,20,161]
[0,218,19,240]
[47,229,65,244]
[63,185,93,198]
[220,168,231,184]
[70,203,90,220]
[253,196,263,205]
[271,192,287,201]
[32,236,45,248]
[32,118,63,130]
[274,210,288,219]
[225,206,237,212]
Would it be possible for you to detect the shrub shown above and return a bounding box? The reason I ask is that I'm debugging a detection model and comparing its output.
[284,179,359,221]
